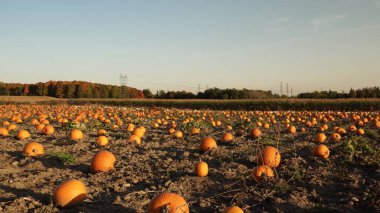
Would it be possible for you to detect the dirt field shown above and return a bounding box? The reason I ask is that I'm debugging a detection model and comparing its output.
[0,105,379,212]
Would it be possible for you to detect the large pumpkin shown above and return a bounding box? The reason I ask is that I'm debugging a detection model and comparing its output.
[148,192,189,213]
[53,179,87,208]
[200,136,217,152]
[23,142,44,156]
[257,146,281,168]
[91,151,116,173]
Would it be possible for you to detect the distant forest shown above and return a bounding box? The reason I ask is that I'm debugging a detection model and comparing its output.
[0,81,144,99]
[0,81,378,99]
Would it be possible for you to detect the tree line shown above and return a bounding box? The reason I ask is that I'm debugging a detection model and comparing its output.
[0,81,144,99]
[143,88,279,99]
[297,87,380,99]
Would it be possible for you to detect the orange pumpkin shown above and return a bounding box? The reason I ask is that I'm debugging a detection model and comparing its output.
[225,206,244,213]
[70,129,84,140]
[288,126,296,134]
[17,130,30,140]
[54,179,87,208]
[251,128,261,139]
[191,127,201,135]
[221,132,234,142]
[35,123,45,132]
[356,128,365,135]
[42,125,55,135]
[23,142,44,156]
[174,130,183,139]
[200,136,217,152]
[313,144,330,159]
[96,136,108,146]
[90,151,116,173]
[257,146,281,168]
[331,133,341,142]
[148,192,189,213]
[196,161,209,177]
[0,127,9,136]
[97,129,107,136]
[128,134,141,145]
[133,127,145,138]
[314,133,326,143]
[252,165,274,182]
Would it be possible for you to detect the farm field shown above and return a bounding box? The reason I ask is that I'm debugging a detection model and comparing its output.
[0,104,379,212]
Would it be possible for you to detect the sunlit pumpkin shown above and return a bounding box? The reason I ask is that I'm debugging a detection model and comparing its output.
[148,192,189,213]
[53,179,87,208]
[90,151,116,173]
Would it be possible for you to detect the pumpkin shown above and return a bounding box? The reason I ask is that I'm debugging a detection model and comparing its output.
[96,136,108,146]
[174,130,183,139]
[191,128,200,135]
[70,129,84,140]
[251,128,261,139]
[7,124,17,131]
[347,125,357,132]
[257,146,281,168]
[0,127,9,136]
[221,132,234,142]
[148,192,189,213]
[54,179,87,208]
[90,151,116,173]
[196,161,208,177]
[23,142,44,156]
[200,136,217,152]
[42,125,55,135]
[288,126,296,134]
[97,129,107,136]
[36,123,45,132]
[168,128,175,134]
[252,165,274,182]
[313,144,330,158]
[314,133,326,143]
[17,130,30,140]
[225,206,244,213]
[356,128,365,135]
[133,127,145,138]
[128,134,141,145]
[331,133,341,142]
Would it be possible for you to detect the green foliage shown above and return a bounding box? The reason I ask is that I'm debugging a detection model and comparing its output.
[337,136,380,166]
[47,152,76,165]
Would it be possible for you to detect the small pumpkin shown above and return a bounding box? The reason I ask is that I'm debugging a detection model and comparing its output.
[196,161,209,177]
[221,132,234,142]
[252,165,274,182]
[128,134,141,145]
[97,129,107,136]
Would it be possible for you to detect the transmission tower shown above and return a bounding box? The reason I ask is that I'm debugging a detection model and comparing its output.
[280,82,283,96]
[120,74,128,98]
[286,83,289,97]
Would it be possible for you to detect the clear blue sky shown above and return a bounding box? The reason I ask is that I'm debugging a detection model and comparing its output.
[1,0,379,94]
